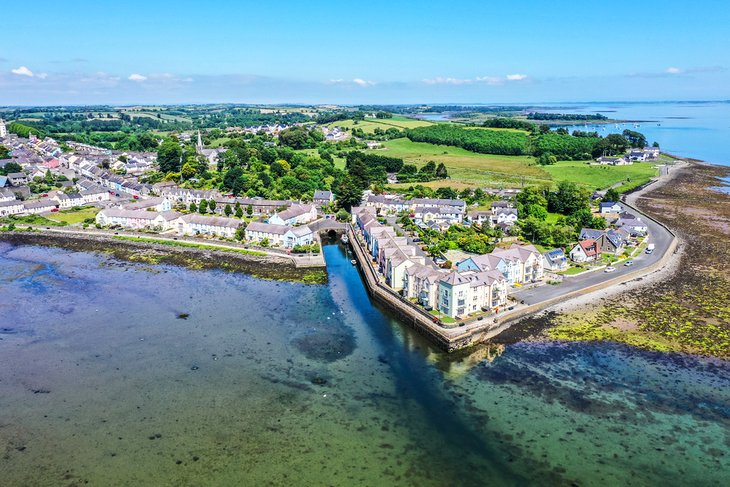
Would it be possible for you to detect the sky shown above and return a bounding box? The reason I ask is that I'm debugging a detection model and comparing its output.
[1,0,729,106]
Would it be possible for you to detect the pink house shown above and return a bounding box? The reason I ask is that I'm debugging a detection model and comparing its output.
[43,158,60,169]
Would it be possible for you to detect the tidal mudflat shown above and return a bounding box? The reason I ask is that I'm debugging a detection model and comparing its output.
[0,241,728,486]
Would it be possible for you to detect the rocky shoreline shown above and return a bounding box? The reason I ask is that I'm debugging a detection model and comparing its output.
[0,231,328,284]
[502,160,730,359]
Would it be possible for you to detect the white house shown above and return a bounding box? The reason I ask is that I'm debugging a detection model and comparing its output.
[176,214,242,239]
[245,221,315,248]
[123,197,172,212]
[96,208,180,230]
[268,204,317,226]
[599,201,623,214]
[23,199,59,214]
[0,200,24,216]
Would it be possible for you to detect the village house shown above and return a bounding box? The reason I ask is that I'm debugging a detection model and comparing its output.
[122,197,172,212]
[413,204,463,227]
[96,208,181,230]
[436,268,509,319]
[543,248,569,271]
[54,193,85,209]
[23,199,59,214]
[615,215,648,236]
[312,190,334,207]
[643,146,660,159]
[0,200,24,216]
[570,239,600,263]
[599,201,623,214]
[7,172,28,187]
[596,156,631,166]
[268,204,318,226]
[244,221,314,248]
[467,210,491,226]
[580,228,626,255]
[175,214,242,239]
[457,243,544,286]
[492,207,519,226]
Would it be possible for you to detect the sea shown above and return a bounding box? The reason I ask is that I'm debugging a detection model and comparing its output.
[0,241,728,486]
[420,100,730,165]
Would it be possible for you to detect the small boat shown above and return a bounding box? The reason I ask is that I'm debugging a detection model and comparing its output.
[351,259,357,265]
[341,234,349,244]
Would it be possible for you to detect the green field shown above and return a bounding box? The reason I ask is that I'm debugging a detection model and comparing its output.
[541,161,659,192]
[367,138,660,191]
[369,138,550,188]
[325,115,434,134]
[47,207,100,225]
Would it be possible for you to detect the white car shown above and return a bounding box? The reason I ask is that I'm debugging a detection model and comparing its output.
[624,260,634,267]
[604,266,616,273]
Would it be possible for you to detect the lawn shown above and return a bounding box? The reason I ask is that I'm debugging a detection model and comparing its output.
[371,138,551,188]
[541,160,659,192]
[47,207,100,225]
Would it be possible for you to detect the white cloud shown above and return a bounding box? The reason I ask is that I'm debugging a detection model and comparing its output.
[128,73,147,81]
[665,67,683,74]
[11,66,34,77]
[352,78,375,87]
[327,78,375,87]
[423,74,526,86]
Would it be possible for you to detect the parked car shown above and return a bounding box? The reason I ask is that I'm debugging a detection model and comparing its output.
[605,266,616,273]
[624,260,634,267]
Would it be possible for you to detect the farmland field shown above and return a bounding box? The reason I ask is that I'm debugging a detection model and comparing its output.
[368,138,550,188]
[325,115,434,133]
[541,160,659,192]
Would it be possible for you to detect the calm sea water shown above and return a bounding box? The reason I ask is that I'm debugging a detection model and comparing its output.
[422,101,730,165]
[0,241,728,486]
[542,101,730,166]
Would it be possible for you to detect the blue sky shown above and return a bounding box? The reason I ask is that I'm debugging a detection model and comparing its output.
[1,0,728,105]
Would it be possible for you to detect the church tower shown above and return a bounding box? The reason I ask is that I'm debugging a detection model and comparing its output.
[196,130,203,153]
[0,118,7,139]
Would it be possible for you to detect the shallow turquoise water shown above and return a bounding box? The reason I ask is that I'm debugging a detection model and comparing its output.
[0,241,728,486]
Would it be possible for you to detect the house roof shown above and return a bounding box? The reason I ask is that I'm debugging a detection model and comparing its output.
[273,204,315,221]
[577,239,598,256]
[246,221,291,235]
[313,190,332,200]
[181,214,242,228]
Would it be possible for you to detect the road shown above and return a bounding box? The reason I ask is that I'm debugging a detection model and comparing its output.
[511,200,675,306]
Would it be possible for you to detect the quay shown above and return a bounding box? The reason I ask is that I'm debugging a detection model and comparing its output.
[346,197,680,352]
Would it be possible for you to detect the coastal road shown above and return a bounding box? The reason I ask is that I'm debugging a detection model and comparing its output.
[511,202,675,306]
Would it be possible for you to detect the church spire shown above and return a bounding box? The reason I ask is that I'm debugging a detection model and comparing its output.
[196,130,203,153]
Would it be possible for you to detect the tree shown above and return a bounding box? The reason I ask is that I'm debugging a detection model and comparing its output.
[181,162,197,180]
[336,208,350,222]
[208,199,217,213]
[435,162,448,178]
[224,204,233,217]
[246,204,253,216]
[336,174,365,210]
[157,140,183,173]
[622,129,647,148]
[0,161,22,175]
[235,202,244,218]
[420,161,436,174]
[537,152,558,165]
[603,188,620,203]
[198,199,208,214]
[260,237,270,247]
[435,187,457,199]
[235,226,246,241]
[189,202,197,212]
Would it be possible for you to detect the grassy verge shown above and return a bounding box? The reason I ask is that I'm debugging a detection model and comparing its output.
[112,235,267,256]
[0,214,67,226]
